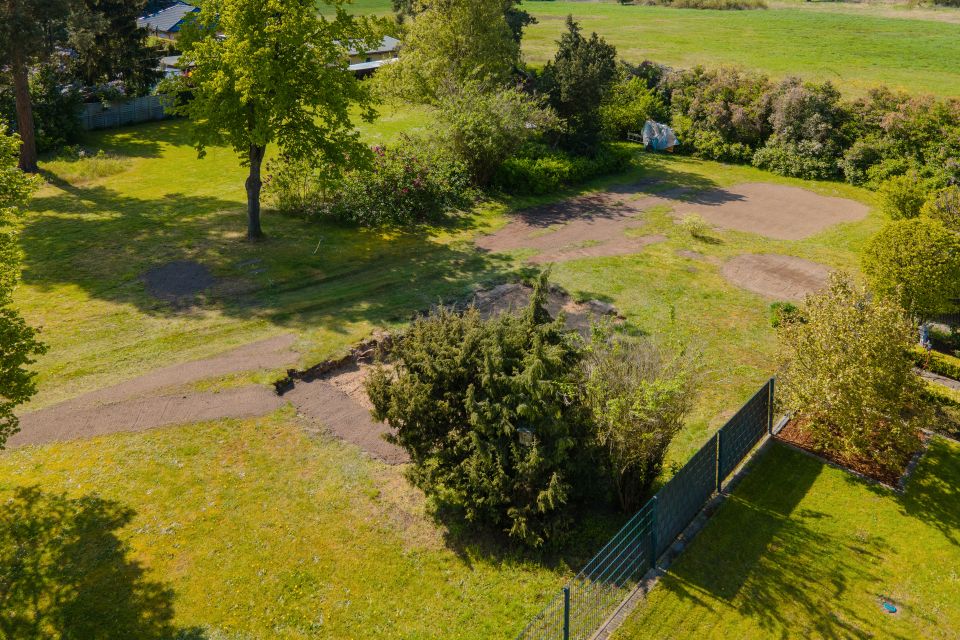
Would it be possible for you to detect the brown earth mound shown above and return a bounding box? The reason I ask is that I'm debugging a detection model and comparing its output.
[721,253,831,300]
[676,183,869,240]
[142,260,215,301]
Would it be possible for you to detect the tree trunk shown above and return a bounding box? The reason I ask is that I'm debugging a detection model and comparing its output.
[11,52,38,173]
[245,144,266,240]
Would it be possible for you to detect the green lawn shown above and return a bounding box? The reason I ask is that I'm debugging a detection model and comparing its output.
[0,408,615,639]
[22,115,883,466]
[520,2,960,96]
[615,437,960,639]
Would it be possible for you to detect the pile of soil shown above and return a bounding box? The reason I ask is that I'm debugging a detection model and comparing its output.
[721,253,831,300]
[142,260,215,301]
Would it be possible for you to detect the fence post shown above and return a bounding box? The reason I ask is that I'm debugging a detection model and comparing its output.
[767,377,776,435]
[562,586,570,640]
[649,496,659,569]
[715,432,722,493]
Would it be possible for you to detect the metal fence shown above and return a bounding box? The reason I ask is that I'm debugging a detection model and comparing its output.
[79,95,171,130]
[516,378,776,640]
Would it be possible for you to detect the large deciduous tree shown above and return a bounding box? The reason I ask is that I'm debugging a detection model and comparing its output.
[171,0,378,240]
[0,0,71,171]
[377,0,520,105]
[0,126,46,446]
[0,0,159,171]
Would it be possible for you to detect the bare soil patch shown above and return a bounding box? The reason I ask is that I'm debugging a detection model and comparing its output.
[142,260,215,301]
[721,253,831,300]
[676,183,869,240]
[476,191,670,263]
[11,334,298,447]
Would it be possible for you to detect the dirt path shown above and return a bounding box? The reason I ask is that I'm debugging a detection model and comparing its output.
[720,253,832,301]
[10,285,620,465]
[10,334,299,448]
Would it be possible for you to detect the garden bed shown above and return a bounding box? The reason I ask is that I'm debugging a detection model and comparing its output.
[774,418,925,488]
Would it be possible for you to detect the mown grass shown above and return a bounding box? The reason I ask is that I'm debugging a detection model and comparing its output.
[0,408,615,639]
[519,1,960,96]
[615,437,960,638]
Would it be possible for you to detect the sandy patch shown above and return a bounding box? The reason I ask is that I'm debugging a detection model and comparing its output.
[476,192,669,263]
[721,253,831,300]
[676,183,869,240]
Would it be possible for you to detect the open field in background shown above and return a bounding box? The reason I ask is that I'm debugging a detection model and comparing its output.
[323,0,960,97]
[616,438,960,639]
[519,2,960,96]
[0,408,619,639]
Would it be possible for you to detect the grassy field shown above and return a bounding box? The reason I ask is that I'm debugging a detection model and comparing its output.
[615,437,960,638]
[0,408,619,639]
[520,2,960,96]
[327,0,960,97]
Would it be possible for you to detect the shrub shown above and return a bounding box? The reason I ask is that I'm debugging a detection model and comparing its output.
[599,76,669,140]
[493,143,633,195]
[435,81,558,186]
[877,172,930,220]
[777,273,927,473]
[840,138,888,186]
[663,66,772,162]
[328,138,473,226]
[583,325,698,511]
[678,214,711,239]
[263,154,342,218]
[0,63,82,153]
[752,138,839,180]
[862,217,960,320]
[366,274,594,547]
[769,301,801,328]
[914,347,960,382]
[921,185,960,233]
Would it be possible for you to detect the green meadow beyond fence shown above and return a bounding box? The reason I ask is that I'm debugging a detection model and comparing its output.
[516,379,776,640]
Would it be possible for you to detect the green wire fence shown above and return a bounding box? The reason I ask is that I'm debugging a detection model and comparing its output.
[516,378,776,640]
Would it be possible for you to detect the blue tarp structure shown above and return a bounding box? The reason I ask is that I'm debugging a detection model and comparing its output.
[642,120,679,152]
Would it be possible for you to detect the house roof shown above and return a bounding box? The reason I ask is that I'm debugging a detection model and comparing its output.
[348,59,395,72]
[137,2,199,33]
[346,35,400,57]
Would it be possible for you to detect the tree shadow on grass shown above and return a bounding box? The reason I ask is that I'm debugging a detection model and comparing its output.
[0,486,204,640]
[886,437,960,548]
[653,443,909,639]
[22,174,516,335]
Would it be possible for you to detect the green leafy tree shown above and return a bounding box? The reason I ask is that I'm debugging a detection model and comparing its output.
[862,217,960,320]
[0,0,71,171]
[922,185,960,233]
[599,75,668,140]
[583,326,698,511]
[877,171,930,220]
[377,0,519,105]
[169,0,379,240]
[539,16,618,154]
[391,0,533,44]
[0,0,159,170]
[435,80,558,185]
[366,274,593,547]
[0,126,46,446]
[777,273,926,473]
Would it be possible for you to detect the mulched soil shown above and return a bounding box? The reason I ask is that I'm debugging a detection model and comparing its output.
[775,418,922,487]
[142,260,215,301]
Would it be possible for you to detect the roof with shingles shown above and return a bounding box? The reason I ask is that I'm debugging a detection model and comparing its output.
[137,2,199,33]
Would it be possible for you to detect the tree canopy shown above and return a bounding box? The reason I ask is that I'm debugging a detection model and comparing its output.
[170,0,380,239]
[0,126,46,445]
